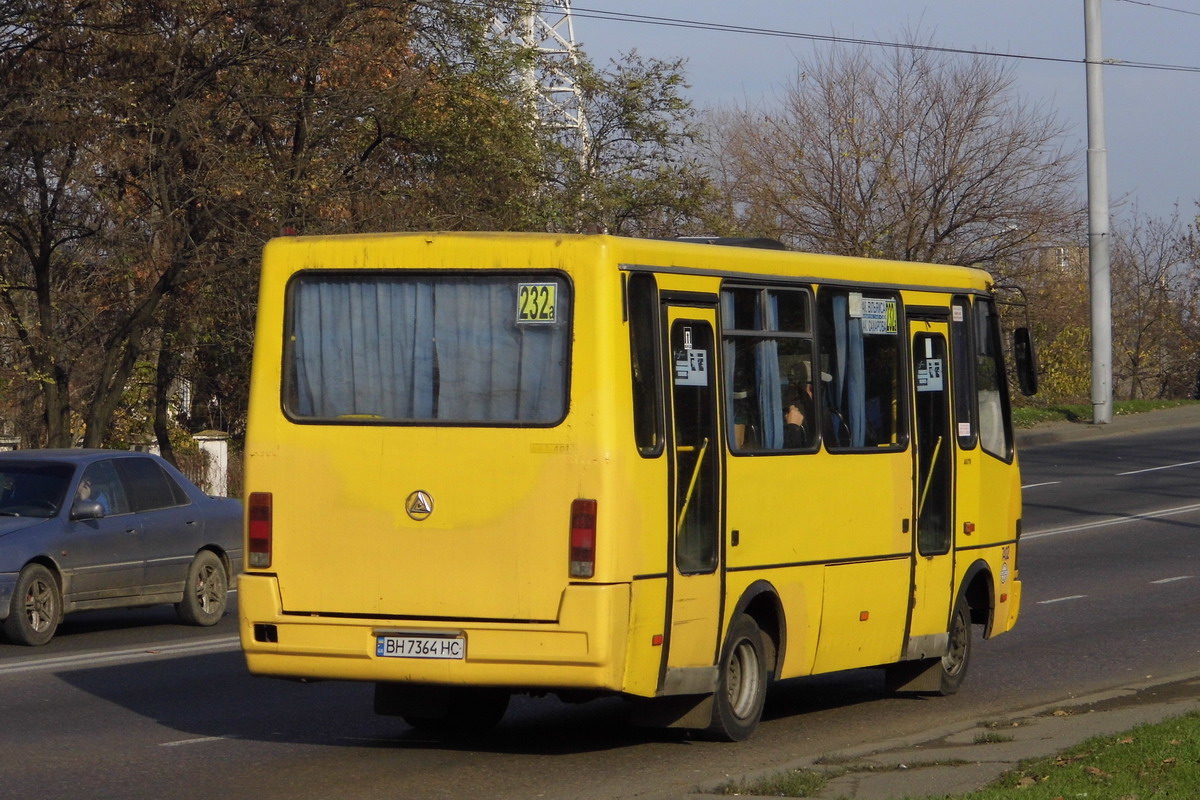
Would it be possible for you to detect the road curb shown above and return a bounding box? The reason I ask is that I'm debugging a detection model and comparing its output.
[1016,403,1200,450]
[685,671,1200,799]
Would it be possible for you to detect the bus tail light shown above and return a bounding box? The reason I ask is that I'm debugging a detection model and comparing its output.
[569,499,597,578]
[248,492,273,569]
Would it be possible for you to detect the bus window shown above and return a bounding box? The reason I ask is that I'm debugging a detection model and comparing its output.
[951,297,977,450]
[914,332,952,555]
[975,298,1014,460]
[721,286,814,452]
[817,289,905,449]
[283,273,570,425]
[628,273,663,455]
[672,319,718,573]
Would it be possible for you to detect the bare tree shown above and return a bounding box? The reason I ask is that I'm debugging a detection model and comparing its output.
[705,41,1080,269]
[1112,209,1200,400]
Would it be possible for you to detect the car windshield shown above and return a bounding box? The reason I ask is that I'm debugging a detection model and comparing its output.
[0,463,74,518]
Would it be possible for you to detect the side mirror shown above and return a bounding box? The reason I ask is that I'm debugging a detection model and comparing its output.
[1013,327,1039,397]
[71,499,105,521]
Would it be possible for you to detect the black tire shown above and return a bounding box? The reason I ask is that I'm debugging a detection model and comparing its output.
[4,564,61,646]
[175,550,228,626]
[401,688,510,738]
[936,594,973,696]
[705,614,767,742]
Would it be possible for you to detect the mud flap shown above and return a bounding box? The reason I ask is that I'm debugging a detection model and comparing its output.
[883,658,943,693]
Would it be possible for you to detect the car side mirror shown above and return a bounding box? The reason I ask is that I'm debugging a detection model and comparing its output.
[71,499,105,521]
[1013,327,1038,397]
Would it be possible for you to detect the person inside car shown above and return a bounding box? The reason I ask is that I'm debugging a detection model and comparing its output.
[76,475,111,515]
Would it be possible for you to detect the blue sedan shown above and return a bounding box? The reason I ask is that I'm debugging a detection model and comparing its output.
[0,450,243,645]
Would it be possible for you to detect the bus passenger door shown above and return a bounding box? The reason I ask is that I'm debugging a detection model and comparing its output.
[663,308,724,688]
[906,321,956,655]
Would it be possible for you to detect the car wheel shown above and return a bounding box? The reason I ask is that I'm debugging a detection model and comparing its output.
[704,613,767,741]
[175,550,227,626]
[4,564,61,646]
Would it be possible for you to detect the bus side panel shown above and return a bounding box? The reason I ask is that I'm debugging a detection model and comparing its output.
[724,566,823,680]
[960,449,1022,636]
[727,450,911,675]
[811,559,910,673]
[623,577,669,696]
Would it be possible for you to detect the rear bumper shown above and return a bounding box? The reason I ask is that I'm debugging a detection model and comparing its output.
[238,573,631,692]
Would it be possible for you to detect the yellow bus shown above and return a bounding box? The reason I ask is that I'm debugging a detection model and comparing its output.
[239,231,1036,741]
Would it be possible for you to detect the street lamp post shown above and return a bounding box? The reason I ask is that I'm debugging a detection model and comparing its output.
[1085,0,1113,424]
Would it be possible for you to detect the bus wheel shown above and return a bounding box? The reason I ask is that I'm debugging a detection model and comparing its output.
[705,614,767,742]
[5,564,61,646]
[402,688,510,738]
[937,595,973,695]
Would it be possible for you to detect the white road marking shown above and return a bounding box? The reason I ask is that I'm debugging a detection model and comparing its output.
[1023,502,1200,540]
[1118,459,1200,476]
[1151,575,1193,585]
[1021,481,1061,489]
[1038,595,1087,604]
[0,635,240,677]
[160,736,234,747]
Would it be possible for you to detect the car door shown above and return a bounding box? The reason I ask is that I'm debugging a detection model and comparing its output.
[116,456,200,594]
[61,460,144,602]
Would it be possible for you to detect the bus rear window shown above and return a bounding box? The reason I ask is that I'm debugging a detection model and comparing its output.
[283,273,571,425]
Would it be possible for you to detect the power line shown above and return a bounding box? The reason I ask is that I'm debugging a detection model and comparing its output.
[560,4,1200,75]
[1114,0,1200,19]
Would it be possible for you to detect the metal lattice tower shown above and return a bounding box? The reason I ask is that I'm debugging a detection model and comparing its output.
[516,1,592,168]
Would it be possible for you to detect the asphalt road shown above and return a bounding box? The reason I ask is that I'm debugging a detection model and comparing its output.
[2,417,1200,799]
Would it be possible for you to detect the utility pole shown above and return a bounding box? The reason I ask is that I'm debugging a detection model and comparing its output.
[1085,0,1113,424]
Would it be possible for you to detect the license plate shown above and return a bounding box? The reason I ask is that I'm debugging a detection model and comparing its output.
[375,634,465,660]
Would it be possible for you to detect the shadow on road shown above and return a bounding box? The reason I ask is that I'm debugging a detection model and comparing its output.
[54,650,908,756]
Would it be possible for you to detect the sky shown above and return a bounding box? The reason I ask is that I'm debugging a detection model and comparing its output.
[566,0,1200,226]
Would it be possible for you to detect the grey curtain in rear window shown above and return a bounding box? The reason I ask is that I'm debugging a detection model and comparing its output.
[288,276,569,424]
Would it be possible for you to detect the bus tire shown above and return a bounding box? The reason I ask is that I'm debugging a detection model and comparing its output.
[5,564,61,646]
[884,594,973,695]
[705,613,767,742]
[936,594,973,695]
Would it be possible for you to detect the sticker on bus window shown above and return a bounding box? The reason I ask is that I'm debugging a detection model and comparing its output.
[860,297,898,335]
[517,282,557,323]
[674,348,709,386]
[917,358,944,392]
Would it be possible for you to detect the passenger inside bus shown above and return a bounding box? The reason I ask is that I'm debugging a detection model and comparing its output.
[782,363,815,448]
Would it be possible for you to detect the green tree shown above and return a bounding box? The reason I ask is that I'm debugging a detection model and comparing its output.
[549,51,711,237]
[0,0,547,450]
[0,1,714,451]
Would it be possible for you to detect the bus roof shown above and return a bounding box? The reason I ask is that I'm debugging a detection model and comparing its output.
[262,231,996,294]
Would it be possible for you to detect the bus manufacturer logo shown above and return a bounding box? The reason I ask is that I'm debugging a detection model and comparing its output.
[405,490,434,521]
